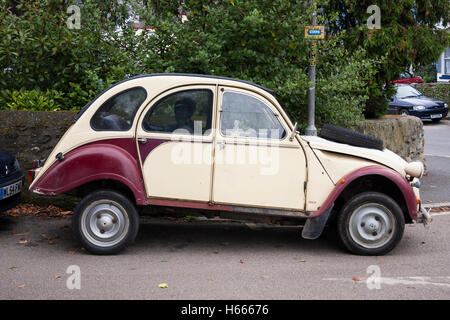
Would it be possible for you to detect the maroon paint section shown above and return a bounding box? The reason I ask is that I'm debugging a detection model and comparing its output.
[30,138,147,205]
[138,139,169,162]
[309,166,418,220]
[147,198,231,211]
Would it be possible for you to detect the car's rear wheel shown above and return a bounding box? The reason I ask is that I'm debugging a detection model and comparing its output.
[73,190,139,255]
[337,192,405,256]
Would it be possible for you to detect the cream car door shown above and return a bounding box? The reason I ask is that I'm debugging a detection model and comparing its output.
[136,85,216,202]
[212,87,306,210]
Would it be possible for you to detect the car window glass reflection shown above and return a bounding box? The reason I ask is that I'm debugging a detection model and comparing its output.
[91,87,147,131]
[143,89,213,135]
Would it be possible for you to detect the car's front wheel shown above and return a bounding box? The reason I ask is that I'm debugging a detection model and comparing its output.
[73,190,139,255]
[337,192,405,255]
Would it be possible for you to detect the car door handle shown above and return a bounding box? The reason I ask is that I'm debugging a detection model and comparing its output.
[217,142,225,150]
[137,138,147,144]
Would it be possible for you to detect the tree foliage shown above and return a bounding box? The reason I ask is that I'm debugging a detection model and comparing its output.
[322,0,450,117]
[0,0,448,128]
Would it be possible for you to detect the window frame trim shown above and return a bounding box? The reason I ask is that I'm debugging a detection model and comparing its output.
[140,87,216,138]
[218,89,288,141]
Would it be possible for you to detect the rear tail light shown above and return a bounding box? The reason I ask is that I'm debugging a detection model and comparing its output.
[28,159,45,183]
[27,169,35,183]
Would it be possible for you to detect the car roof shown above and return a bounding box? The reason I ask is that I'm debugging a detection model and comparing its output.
[76,73,275,120]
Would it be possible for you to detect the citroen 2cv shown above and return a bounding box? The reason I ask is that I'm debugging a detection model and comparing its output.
[28,74,431,255]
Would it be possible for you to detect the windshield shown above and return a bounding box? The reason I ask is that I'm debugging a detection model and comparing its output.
[395,85,422,99]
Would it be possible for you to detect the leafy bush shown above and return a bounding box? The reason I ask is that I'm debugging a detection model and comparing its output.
[0,89,67,111]
[412,83,450,106]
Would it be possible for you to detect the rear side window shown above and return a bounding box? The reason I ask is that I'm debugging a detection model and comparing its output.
[91,87,147,131]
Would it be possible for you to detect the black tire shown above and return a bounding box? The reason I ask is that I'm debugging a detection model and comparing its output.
[72,190,139,255]
[337,192,405,256]
[431,118,441,123]
[319,124,384,151]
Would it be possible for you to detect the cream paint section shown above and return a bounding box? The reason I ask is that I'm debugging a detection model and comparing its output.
[142,141,213,201]
[31,75,298,191]
[213,145,306,209]
[312,150,379,184]
[301,135,407,176]
[299,140,335,212]
[212,86,306,210]
[135,84,218,202]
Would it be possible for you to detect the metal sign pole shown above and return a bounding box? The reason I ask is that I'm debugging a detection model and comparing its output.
[305,3,318,136]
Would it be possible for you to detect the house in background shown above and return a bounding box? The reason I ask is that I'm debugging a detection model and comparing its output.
[436,47,450,82]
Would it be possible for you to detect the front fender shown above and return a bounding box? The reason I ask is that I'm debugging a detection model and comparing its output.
[29,141,146,204]
[309,166,418,221]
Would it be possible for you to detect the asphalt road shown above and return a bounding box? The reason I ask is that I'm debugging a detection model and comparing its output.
[0,119,449,301]
[421,119,450,204]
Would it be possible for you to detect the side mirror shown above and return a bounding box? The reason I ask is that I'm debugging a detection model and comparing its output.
[289,122,299,141]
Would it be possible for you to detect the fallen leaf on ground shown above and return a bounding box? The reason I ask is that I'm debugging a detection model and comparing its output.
[53,274,61,279]
[17,284,25,288]
[9,266,17,270]
[48,240,56,245]
[68,250,76,254]
[209,280,216,284]
[239,259,244,264]
[160,259,169,262]
[158,283,168,288]
[3,204,72,218]
[261,275,270,279]
[18,239,28,244]
[299,259,307,263]
[352,276,361,282]
[213,250,219,254]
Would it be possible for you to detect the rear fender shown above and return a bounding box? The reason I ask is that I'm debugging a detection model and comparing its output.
[29,142,146,204]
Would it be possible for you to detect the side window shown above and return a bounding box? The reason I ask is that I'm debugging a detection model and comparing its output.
[91,87,147,131]
[220,91,286,139]
[142,89,213,135]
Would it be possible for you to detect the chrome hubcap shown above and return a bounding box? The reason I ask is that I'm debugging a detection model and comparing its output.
[81,200,129,248]
[349,204,395,249]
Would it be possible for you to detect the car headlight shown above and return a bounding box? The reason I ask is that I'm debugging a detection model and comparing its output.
[445,103,448,109]
[412,105,425,111]
[405,161,424,179]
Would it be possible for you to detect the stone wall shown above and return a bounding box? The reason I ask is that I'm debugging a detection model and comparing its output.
[0,110,78,208]
[356,115,425,164]
[0,111,425,208]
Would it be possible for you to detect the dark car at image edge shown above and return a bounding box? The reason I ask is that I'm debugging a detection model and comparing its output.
[0,149,23,213]
[388,84,449,122]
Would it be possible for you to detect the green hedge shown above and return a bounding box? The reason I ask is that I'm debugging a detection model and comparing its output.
[412,83,450,106]
[0,89,78,111]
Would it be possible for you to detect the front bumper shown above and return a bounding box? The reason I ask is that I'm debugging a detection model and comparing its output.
[410,108,448,119]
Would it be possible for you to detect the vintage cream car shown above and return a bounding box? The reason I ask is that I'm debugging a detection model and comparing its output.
[28,74,431,255]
